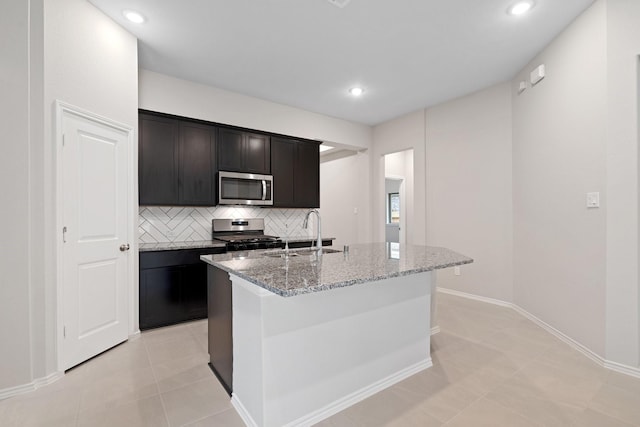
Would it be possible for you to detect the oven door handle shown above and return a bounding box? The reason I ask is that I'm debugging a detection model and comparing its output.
[262,180,267,201]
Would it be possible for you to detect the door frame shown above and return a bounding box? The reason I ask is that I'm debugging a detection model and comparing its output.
[381,149,414,245]
[54,100,137,372]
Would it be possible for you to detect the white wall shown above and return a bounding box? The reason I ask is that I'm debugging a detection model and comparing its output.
[0,0,41,391]
[319,152,371,248]
[139,70,372,150]
[373,111,426,245]
[605,0,640,367]
[0,0,138,394]
[43,0,139,360]
[426,83,513,302]
[512,1,608,356]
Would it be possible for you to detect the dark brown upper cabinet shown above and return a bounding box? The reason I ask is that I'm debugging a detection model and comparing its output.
[139,112,217,206]
[179,122,217,205]
[139,114,179,205]
[218,128,270,175]
[271,137,320,208]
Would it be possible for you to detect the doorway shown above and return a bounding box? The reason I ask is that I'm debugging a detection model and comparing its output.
[383,149,414,245]
[385,178,403,243]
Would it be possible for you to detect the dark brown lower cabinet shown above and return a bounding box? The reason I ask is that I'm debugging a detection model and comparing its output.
[139,248,225,330]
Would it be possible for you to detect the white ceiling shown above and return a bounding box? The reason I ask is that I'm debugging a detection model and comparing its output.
[89,0,596,126]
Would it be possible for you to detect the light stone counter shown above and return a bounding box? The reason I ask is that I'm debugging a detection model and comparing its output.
[200,242,472,297]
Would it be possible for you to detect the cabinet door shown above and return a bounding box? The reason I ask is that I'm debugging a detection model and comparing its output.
[270,137,295,207]
[182,263,208,319]
[139,266,184,330]
[139,114,179,205]
[294,141,320,208]
[218,128,244,172]
[179,123,216,205]
[244,132,270,174]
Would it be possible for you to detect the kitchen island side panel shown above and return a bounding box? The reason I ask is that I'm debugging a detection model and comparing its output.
[231,272,433,427]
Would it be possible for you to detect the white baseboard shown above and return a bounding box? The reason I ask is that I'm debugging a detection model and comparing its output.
[285,358,432,427]
[437,287,512,308]
[0,371,64,401]
[231,393,258,427]
[509,304,607,368]
[436,287,640,380]
[604,359,640,379]
[232,358,432,427]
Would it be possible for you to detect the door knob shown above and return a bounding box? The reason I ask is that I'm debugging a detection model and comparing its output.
[119,243,130,252]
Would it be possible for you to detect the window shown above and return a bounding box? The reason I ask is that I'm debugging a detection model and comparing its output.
[388,192,400,224]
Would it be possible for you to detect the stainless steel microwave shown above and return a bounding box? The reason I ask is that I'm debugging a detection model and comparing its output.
[218,171,273,206]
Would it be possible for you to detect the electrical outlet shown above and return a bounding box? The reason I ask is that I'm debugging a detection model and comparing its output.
[166,229,177,239]
[454,266,461,276]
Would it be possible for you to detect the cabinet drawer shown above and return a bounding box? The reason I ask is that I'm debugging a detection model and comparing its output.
[140,247,225,269]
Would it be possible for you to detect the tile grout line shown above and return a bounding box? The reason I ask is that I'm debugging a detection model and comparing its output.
[180,321,236,425]
[438,297,613,427]
[141,334,173,427]
[433,320,558,425]
[584,382,640,427]
[73,384,81,427]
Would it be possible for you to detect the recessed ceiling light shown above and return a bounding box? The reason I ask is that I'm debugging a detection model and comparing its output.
[508,1,534,16]
[349,87,364,96]
[327,0,352,8]
[123,10,146,24]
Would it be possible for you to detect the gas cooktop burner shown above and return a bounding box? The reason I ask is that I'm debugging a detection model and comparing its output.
[211,218,282,251]
[213,234,280,244]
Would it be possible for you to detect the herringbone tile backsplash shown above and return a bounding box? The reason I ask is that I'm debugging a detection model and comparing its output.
[139,206,314,243]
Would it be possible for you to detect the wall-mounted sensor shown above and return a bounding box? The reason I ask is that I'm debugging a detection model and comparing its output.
[530,64,545,86]
[517,81,527,94]
[586,192,600,208]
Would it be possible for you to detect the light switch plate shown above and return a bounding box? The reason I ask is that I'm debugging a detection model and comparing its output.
[454,266,461,276]
[586,192,600,208]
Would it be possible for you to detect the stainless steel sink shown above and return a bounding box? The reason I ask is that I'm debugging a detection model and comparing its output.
[262,248,341,258]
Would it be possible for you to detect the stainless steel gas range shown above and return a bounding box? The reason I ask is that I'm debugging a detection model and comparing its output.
[211,218,282,252]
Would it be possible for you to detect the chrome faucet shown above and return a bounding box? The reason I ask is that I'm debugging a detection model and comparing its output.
[303,209,322,251]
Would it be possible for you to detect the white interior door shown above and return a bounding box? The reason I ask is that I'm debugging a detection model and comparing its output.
[60,107,131,370]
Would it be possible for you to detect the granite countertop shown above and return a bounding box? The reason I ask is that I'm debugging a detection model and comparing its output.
[138,237,335,252]
[138,240,227,252]
[200,243,473,297]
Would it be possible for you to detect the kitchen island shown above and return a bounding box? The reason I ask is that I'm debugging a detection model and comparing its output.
[201,243,472,427]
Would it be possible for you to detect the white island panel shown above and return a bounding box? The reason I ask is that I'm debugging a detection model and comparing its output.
[231,271,433,427]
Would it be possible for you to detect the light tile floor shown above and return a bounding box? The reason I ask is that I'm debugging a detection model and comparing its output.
[1,291,639,426]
